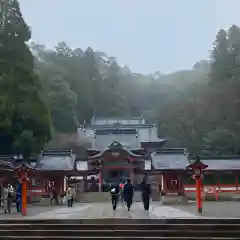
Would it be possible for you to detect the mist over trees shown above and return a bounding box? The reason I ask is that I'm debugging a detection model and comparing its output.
[158,25,240,155]
[1,1,240,156]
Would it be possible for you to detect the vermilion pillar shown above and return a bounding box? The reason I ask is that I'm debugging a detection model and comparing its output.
[18,168,28,216]
[196,177,202,214]
[21,178,27,216]
[186,156,208,216]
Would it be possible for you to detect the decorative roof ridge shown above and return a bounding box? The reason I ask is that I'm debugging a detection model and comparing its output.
[91,124,154,128]
[93,116,145,120]
[41,149,73,157]
[41,149,72,153]
[155,148,188,155]
[94,128,138,135]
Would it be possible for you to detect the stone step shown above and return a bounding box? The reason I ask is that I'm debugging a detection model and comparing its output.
[76,192,144,203]
[0,219,240,239]
[1,223,240,231]
[0,229,239,237]
[2,218,240,224]
[0,237,236,239]
[76,192,110,202]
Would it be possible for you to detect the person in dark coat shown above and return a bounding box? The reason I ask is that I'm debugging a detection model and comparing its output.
[51,186,59,205]
[141,179,151,211]
[16,181,22,213]
[110,183,120,211]
[123,179,134,211]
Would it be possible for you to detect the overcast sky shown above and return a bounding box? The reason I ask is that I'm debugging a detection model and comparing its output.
[19,0,240,74]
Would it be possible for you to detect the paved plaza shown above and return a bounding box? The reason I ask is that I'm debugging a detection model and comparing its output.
[175,201,240,218]
[1,201,240,219]
[26,202,199,219]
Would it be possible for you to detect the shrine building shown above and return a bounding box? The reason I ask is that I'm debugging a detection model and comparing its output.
[1,116,240,202]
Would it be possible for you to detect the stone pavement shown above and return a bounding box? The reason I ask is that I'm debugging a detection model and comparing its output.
[27,202,199,219]
[2,201,240,219]
[0,205,57,219]
[174,201,240,218]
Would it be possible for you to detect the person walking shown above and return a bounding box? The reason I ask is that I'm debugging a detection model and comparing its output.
[16,181,22,213]
[66,186,75,207]
[3,184,13,214]
[123,179,134,211]
[141,179,151,211]
[51,186,59,205]
[7,184,13,213]
[110,183,120,211]
[119,182,125,205]
[2,186,8,214]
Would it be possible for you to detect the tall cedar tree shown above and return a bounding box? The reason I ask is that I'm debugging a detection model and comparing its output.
[0,0,51,157]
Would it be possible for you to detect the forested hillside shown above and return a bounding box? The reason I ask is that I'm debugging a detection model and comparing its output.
[1,1,240,156]
[0,0,51,156]
[32,25,240,156]
[30,43,209,131]
[158,25,240,155]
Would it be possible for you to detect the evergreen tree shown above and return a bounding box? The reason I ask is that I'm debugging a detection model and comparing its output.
[0,0,51,157]
[210,29,230,83]
[228,25,240,78]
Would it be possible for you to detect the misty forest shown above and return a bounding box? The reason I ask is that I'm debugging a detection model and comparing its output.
[1,0,240,157]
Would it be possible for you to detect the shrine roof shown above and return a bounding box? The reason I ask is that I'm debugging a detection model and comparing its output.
[200,156,240,170]
[0,155,37,167]
[35,150,76,171]
[93,132,141,149]
[90,125,164,150]
[95,128,137,135]
[0,160,15,171]
[87,141,146,160]
[151,149,189,170]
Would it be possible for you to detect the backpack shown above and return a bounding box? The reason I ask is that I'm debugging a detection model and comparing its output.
[110,188,116,194]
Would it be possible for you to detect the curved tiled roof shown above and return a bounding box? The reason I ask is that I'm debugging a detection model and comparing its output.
[151,150,189,170]
[87,141,145,160]
[35,151,76,171]
[201,158,240,170]
[0,160,15,171]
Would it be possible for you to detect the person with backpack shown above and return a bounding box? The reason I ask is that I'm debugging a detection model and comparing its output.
[123,179,134,211]
[141,178,151,211]
[110,183,120,211]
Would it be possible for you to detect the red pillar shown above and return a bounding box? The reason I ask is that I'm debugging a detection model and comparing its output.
[21,178,27,216]
[196,177,202,215]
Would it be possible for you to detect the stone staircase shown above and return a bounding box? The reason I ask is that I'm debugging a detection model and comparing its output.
[76,191,144,203]
[0,219,239,239]
[76,192,110,202]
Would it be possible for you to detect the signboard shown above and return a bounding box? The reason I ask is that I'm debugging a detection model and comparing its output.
[112,152,120,157]
[144,160,151,170]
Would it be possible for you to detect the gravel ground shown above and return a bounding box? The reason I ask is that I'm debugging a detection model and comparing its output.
[173,201,240,218]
